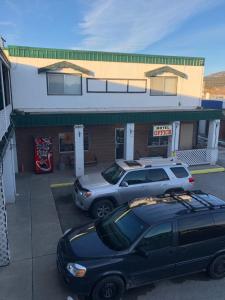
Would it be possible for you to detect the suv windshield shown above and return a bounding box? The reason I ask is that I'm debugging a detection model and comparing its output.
[101,163,125,184]
[96,206,147,251]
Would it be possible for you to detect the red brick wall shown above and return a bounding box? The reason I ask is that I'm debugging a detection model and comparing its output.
[219,120,225,140]
[15,126,73,172]
[134,124,168,159]
[16,123,174,172]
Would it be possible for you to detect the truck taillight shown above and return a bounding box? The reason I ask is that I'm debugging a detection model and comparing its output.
[189,177,195,183]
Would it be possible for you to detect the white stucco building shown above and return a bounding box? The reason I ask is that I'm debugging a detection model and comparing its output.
[4,45,223,175]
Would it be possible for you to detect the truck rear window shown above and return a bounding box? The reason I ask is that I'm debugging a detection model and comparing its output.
[170,167,188,178]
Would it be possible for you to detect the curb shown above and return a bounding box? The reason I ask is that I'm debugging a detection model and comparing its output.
[50,182,73,188]
[191,167,225,175]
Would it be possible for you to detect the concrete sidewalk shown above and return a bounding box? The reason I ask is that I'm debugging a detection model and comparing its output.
[0,172,76,300]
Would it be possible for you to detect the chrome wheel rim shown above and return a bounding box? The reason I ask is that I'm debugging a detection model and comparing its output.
[97,204,111,218]
[101,282,117,299]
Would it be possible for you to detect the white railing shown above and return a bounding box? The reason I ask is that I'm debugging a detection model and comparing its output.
[175,148,214,166]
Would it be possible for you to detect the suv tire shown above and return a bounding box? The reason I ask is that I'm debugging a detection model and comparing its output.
[208,255,225,279]
[90,199,114,219]
[91,275,125,300]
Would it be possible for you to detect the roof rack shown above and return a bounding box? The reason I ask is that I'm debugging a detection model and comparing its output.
[172,195,198,212]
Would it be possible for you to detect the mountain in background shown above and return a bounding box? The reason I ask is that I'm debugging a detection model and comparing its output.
[203,71,225,99]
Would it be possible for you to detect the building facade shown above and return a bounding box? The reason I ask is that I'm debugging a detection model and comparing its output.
[4,45,223,175]
[0,45,16,266]
[0,47,16,203]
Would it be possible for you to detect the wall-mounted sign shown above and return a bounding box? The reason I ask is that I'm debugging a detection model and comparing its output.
[153,125,172,137]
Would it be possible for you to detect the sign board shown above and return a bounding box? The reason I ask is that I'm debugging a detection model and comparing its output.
[153,125,172,137]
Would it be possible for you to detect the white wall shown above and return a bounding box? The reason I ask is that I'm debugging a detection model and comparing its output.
[8,55,204,112]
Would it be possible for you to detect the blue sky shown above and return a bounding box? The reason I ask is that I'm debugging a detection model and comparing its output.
[0,0,225,74]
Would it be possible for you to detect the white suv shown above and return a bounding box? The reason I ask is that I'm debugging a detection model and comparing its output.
[73,158,194,219]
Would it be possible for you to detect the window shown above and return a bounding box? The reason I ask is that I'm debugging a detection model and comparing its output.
[122,170,149,185]
[170,167,189,178]
[59,133,74,153]
[2,64,11,106]
[147,169,169,182]
[213,212,225,237]
[148,126,168,146]
[59,129,89,153]
[86,78,147,93]
[139,223,172,251]
[47,73,82,95]
[150,76,177,96]
[178,215,214,245]
[96,206,146,251]
[102,163,125,185]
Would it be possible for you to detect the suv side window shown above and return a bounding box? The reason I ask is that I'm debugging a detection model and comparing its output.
[178,215,214,245]
[213,212,225,237]
[122,170,148,185]
[170,167,189,178]
[139,223,173,251]
[147,168,169,182]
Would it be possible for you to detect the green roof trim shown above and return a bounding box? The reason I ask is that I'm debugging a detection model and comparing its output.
[8,45,205,66]
[12,110,222,127]
[145,66,188,79]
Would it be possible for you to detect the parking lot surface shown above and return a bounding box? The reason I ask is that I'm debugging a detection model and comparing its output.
[52,172,225,300]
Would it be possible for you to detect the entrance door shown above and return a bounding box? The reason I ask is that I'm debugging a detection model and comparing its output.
[115,128,124,159]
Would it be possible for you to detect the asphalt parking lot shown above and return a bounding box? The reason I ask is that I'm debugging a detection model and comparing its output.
[52,172,225,300]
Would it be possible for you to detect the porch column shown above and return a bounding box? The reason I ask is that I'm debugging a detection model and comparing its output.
[167,121,180,157]
[207,119,220,165]
[124,123,134,160]
[74,125,84,176]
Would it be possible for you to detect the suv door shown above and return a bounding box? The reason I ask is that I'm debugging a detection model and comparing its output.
[175,214,218,275]
[118,169,149,203]
[126,221,176,286]
[144,168,170,196]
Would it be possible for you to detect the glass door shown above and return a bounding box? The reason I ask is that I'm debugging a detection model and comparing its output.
[115,128,124,159]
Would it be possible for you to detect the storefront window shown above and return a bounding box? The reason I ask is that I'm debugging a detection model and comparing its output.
[148,126,168,146]
[59,130,89,153]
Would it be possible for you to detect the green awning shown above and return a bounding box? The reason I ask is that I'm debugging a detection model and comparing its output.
[38,61,94,76]
[145,66,188,79]
[12,109,223,127]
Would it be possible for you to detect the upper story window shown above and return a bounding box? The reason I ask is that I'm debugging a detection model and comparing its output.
[150,76,178,96]
[47,73,82,95]
[87,78,147,93]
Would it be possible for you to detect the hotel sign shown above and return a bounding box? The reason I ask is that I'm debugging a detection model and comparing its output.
[153,125,172,137]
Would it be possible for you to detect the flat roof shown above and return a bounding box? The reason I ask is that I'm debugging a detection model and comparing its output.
[6,45,205,66]
[12,109,224,127]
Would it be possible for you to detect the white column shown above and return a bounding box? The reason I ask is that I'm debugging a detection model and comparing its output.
[124,123,134,160]
[74,125,84,177]
[207,119,220,165]
[167,121,180,157]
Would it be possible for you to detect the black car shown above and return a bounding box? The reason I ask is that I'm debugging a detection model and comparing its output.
[57,191,225,300]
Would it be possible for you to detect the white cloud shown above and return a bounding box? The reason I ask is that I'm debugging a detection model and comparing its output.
[0,21,16,27]
[74,0,222,52]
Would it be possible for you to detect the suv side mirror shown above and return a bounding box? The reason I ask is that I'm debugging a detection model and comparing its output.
[120,181,129,187]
